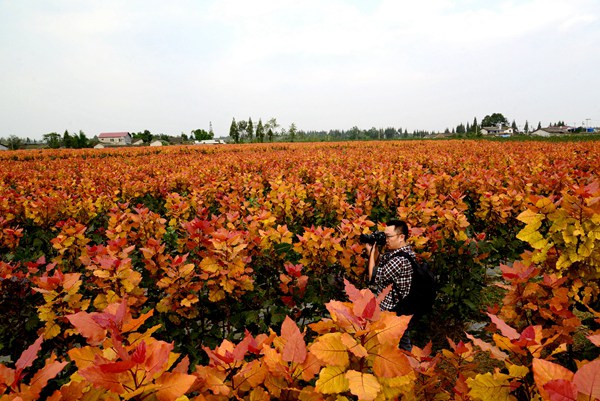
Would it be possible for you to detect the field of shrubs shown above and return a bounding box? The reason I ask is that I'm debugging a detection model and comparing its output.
[0,140,599,400]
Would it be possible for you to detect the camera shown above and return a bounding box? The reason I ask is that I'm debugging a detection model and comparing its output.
[359,231,386,246]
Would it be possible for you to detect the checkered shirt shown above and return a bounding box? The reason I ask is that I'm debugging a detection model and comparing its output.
[373,246,415,311]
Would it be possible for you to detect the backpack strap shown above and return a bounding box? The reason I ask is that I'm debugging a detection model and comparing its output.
[389,250,416,308]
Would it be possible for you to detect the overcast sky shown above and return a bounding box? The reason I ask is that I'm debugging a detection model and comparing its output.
[1,0,599,140]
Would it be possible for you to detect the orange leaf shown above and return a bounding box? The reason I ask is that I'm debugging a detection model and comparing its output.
[487,313,520,340]
[154,372,197,401]
[372,344,412,378]
[281,317,307,363]
[28,358,68,398]
[532,358,574,401]
[466,333,508,360]
[372,312,411,346]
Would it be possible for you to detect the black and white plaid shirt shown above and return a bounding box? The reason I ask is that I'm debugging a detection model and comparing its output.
[372,246,415,311]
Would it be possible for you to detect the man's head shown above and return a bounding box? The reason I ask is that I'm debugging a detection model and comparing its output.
[383,219,408,250]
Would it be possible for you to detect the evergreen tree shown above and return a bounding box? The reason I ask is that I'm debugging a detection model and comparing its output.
[247,117,254,142]
[267,128,274,142]
[229,118,239,143]
[288,123,297,142]
[524,120,529,134]
[472,117,479,134]
[209,121,214,138]
[256,119,265,143]
[63,130,72,148]
[537,121,542,130]
[511,120,518,131]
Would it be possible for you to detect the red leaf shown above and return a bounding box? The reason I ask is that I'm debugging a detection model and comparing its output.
[131,341,147,364]
[145,341,174,375]
[544,379,578,401]
[588,334,600,347]
[15,336,43,373]
[99,360,136,374]
[344,279,362,302]
[573,359,600,399]
[486,313,520,340]
[66,312,107,346]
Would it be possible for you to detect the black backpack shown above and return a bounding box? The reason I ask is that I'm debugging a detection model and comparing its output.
[393,251,436,319]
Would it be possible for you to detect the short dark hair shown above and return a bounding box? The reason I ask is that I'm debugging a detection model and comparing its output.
[386,219,408,238]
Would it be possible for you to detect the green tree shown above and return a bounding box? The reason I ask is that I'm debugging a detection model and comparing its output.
[192,129,213,141]
[537,121,542,130]
[73,130,89,148]
[256,119,265,143]
[384,127,397,139]
[471,117,479,135]
[43,132,61,149]
[456,123,466,135]
[264,118,279,135]
[237,120,248,143]
[511,120,518,131]
[523,120,529,134]
[288,123,297,142]
[63,130,73,148]
[247,118,254,142]
[133,130,153,143]
[481,113,509,128]
[229,118,239,143]
[267,128,274,142]
[209,121,214,138]
[6,135,23,150]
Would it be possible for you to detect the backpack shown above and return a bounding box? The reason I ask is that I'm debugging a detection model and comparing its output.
[393,251,436,319]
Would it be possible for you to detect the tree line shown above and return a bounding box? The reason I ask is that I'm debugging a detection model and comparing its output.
[1,113,586,150]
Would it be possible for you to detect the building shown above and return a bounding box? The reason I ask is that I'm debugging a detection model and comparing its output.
[480,124,514,136]
[530,126,575,137]
[149,140,163,147]
[98,132,132,145]
[195,139,224,145]
[0,144,8,151]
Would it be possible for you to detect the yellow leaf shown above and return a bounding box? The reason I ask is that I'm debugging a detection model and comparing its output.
[309,333,349,368]
[315,366,349,395]
[467,372,512,401]
[517,209,543,225]
[507,363,528,379]
[516,223,547,250]
[345,370,381,401]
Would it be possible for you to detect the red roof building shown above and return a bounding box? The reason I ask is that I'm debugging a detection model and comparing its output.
[98,132,132,145]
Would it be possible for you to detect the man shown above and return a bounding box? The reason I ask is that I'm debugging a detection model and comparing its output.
[366,219,415,351]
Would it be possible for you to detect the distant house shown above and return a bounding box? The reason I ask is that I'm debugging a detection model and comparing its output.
[150,140,163,147]
[132,139,144,146]
[531,126,575,137]
[94,144,105,149]
[0,144,8,151]
[480,124,514,136]
[98,132,132,145]
[195,139,223,145]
